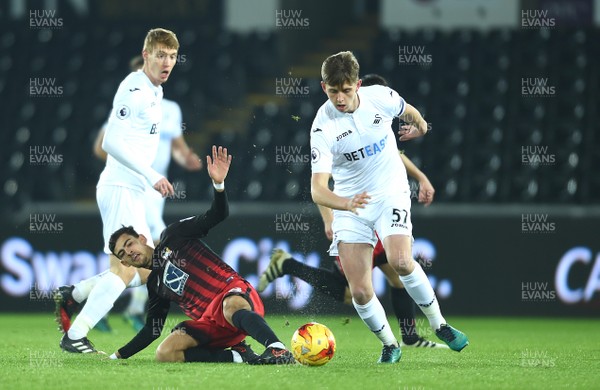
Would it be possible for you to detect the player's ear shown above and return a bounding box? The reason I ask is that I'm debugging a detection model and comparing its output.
[356,79,362,90]
[139,234,148,245]
[142,49,148,62]
[321,81,327,93]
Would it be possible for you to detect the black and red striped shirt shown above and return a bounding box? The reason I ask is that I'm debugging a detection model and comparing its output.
[119,188,240,359]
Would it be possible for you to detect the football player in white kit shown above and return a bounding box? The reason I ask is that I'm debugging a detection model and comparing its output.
[57,28,180,353]
[310,51,468,363]
[91,56,202,331]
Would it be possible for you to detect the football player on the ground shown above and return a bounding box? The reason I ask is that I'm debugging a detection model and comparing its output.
[107,146,295,365]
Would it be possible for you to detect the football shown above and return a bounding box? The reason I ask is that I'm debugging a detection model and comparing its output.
[290,322,336,366]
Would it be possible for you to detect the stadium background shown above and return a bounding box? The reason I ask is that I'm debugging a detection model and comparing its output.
[1,0,599,317]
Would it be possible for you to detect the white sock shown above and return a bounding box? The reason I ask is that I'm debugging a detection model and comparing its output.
[399,262,446,330]
[267,341,286,350]
[353,296,397,346]
[72,270,110,303]
[68,272,126,340]
[231,350,243,363]
[127,270,142,288]
[125,286,148,316]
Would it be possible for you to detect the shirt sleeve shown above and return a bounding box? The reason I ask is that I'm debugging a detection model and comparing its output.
[382,86,406,118]
[164,188,229,240]
[310,119,333,174]
[117,281,170,359]
[103,86,163,186]
[172,103,183,138]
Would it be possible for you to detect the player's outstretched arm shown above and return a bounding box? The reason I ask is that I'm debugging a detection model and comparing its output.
[206,145,232,190]
[399,152,435,206]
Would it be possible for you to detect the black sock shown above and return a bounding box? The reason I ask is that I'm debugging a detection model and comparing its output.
[184,346,233,363]
[231,309,280,348]
[389,287,419,343]
[282,257,348,302]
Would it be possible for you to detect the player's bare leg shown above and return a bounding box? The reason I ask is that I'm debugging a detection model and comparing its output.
[384,234,468,351]
[339,242,400,363]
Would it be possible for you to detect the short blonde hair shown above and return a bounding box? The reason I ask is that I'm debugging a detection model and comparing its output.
[321,51,360,87]
[143,28,179,53]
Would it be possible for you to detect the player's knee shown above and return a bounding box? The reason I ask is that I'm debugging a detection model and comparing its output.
[155,344,176,362]
[109,262,137,284]
[349,286,373,305]
[390,257,414,275]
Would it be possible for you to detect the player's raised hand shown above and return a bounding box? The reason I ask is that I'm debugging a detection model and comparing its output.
[153,177,175,198]
[346,191,370,214]
[206,145,232,185]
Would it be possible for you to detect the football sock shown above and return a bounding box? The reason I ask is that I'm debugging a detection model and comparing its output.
[399,262,446,330]
[283,257,347,302]
[231,309,281,348]
[68,272,126,340]
[125,286,148,316]
[353,296,397,346]
[389,287,419,343]
[184,347,234,363]
[71,270,110,303]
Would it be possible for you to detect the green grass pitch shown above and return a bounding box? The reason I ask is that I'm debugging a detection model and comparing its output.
[0,314,598,389]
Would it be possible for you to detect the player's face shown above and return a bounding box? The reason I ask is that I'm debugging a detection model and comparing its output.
[143,44,178,86]
[114,234,153,268]
[321,80,362,113]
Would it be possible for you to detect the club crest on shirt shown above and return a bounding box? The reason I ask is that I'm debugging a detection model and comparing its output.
[372,114,382,125]
[161,247,173,261]
[163,260,189,296]
[116,105,130,120]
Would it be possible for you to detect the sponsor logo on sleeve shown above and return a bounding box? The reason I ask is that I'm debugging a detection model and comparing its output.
[311,147,320,163]
[116,105,130,120]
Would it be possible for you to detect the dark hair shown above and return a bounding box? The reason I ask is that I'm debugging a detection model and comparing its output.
[108,225,139,255]
[361,74,388,87]
[321,51,360,87]
[129,55,144,71]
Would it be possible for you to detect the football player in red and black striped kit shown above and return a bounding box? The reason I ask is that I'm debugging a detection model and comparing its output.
[106,146,295,365]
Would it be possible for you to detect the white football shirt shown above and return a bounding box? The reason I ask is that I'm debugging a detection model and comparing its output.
[310,85,409,201]
[98,70,163,192]
[152,98,183,176]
